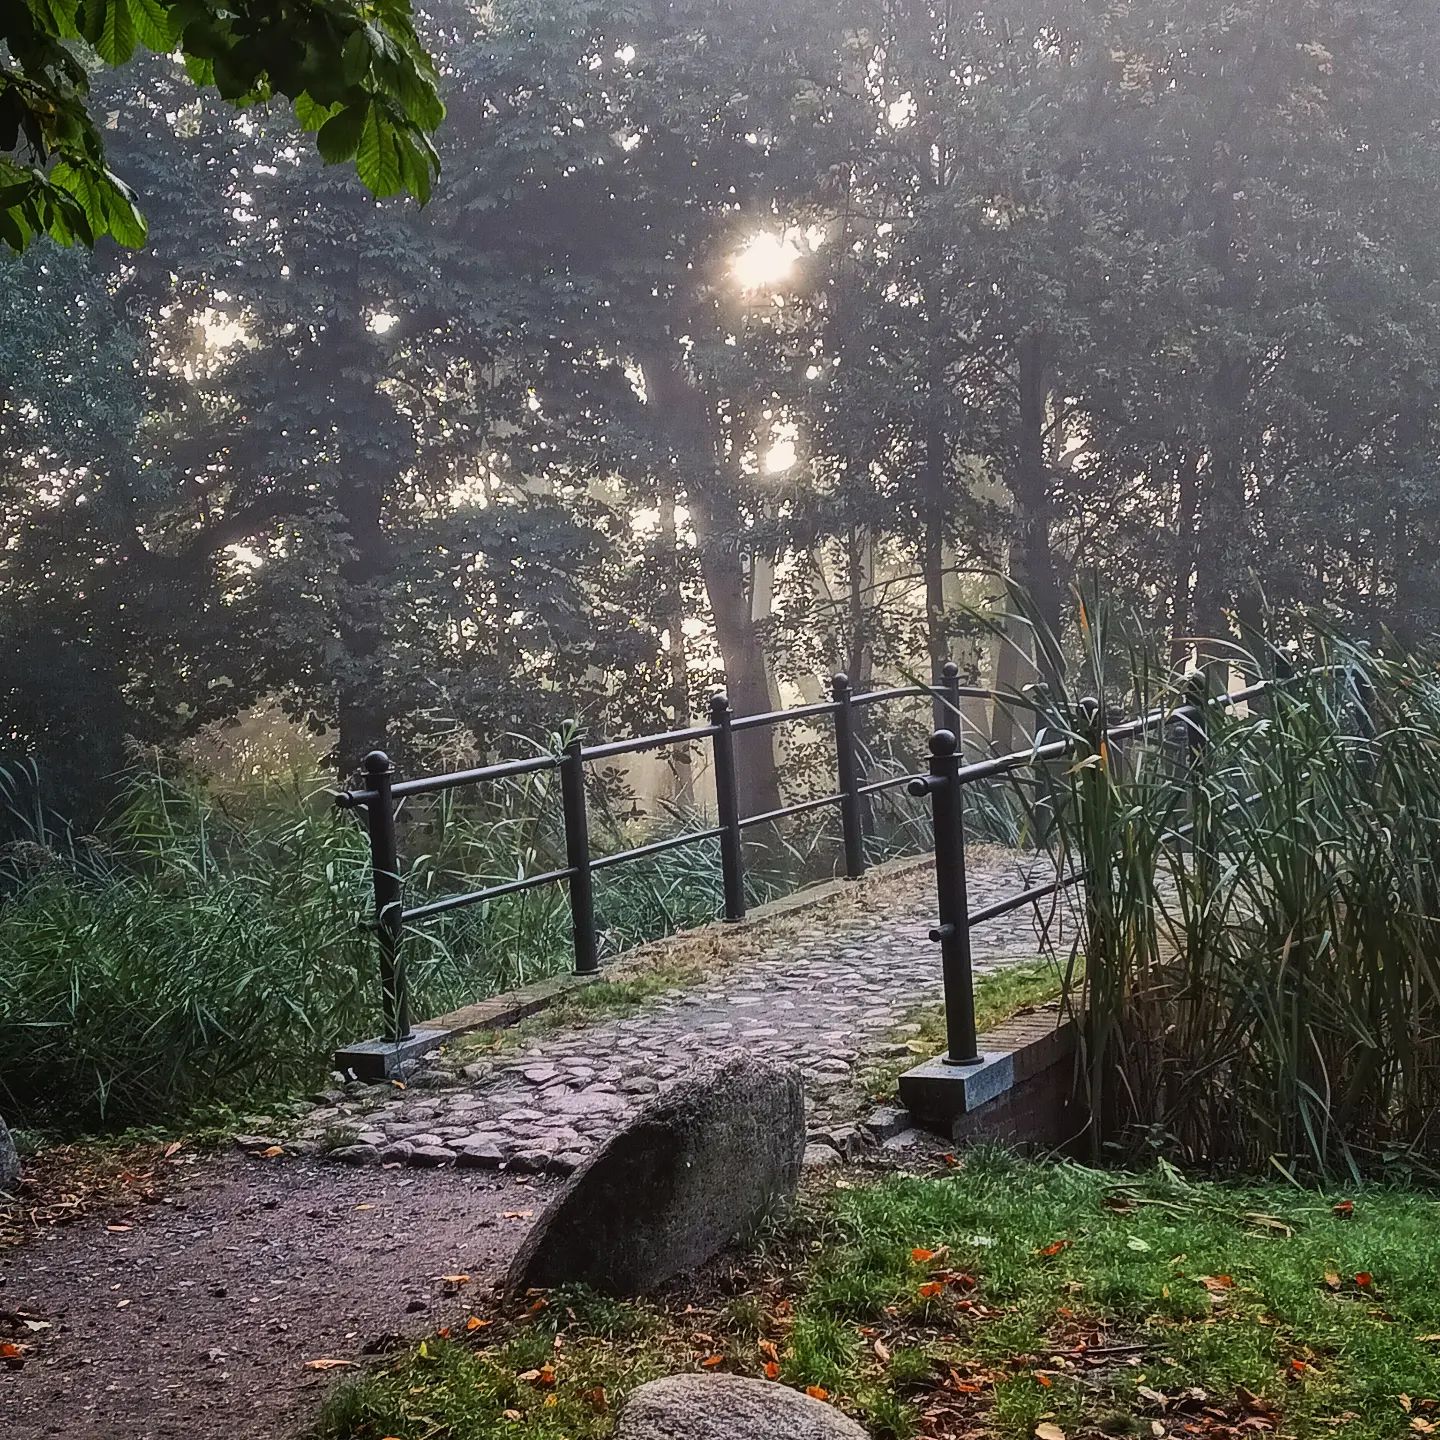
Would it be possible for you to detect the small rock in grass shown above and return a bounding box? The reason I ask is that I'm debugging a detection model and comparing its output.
[616,1374,869,1440]
[860,1106,912,1142]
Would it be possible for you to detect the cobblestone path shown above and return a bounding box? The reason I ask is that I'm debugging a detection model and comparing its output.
[287,853,1062,1174]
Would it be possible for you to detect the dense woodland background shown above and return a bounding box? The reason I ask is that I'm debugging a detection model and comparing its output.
[5,0,1440,824]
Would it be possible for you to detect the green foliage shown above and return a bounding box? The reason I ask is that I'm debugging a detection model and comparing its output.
[0,0,442,252]
[1025,605,1440,1177]
[0,758,728,1132]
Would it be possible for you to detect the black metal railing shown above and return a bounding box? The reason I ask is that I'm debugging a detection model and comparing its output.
[336,662,988,1044]
[339,662,1330,1066]
[906,675,1274,1069]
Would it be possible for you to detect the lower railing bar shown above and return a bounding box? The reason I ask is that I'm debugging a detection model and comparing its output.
[956,737,1072,786]
[857,772,922,798]
[964,786,1268,931]
[739,792,844,830]
[968,871,1084,928]
[582,723,718,763]
[401,866,576,923]
[589,826,725,873]
[730,701,839,733]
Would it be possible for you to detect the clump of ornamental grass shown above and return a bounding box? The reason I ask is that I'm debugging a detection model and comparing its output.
[1022,603,1440,1180]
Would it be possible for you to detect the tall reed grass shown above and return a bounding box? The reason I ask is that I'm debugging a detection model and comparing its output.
[0,755,739,1133]
[1029,612,1440,1180]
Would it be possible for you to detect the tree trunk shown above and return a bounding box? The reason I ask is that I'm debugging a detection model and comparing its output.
[659,485,696,810]
[1010,331,1064,678]
[336,467,393,779]
[1167,451,1203,667]
[688,485,782,814]
[639,347,781,816]
[1190,358,1247,674]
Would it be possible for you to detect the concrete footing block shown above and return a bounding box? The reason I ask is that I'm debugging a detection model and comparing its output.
[334,1028,451,1081]
[898,1011,1080,1144]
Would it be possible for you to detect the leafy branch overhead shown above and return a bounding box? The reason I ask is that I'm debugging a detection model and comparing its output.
[0,0,444,251]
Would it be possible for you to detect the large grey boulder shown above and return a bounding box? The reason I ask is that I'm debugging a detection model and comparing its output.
[506,1053,804,1296]
[616,1374,870,1440]
[0,1116,19,1195]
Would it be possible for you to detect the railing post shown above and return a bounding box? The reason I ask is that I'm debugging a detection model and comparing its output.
[363,750,411,1044]
[1182,669,1209,767]
[709,692,747,921]
[933,658,961,732]
[1024,680,1058,845]
[832,672,866,880]
[1349,658,1376,741]
[907,729,981,1066]
[560,735,599,975]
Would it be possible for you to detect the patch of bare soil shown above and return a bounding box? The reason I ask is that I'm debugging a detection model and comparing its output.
[1,1151,553,1439]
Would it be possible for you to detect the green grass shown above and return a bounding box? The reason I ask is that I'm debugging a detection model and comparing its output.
[861,958,1072,1101]
[314,1153,1440,1440]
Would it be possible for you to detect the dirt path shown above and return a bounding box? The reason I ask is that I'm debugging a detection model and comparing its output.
[2,1155,553,1439]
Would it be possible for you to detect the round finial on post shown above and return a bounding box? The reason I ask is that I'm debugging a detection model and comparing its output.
[708,691,730,719]
[930,728,959,757]
[363,749,393,777]
[942,660,960,681]
[831,671,850,697]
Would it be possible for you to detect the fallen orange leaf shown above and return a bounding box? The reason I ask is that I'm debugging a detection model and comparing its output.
[1356,1272,1374,1288]
[701,1354,724,1368]
[763,1361,781,1380]
[917,1280,945,1299]
[1038,1240,1070,1258]
[806,1385,829,1401]
[911,1247,936,1263]
[466,1316,491,1332]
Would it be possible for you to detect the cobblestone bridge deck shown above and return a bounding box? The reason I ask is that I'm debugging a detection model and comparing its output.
[282,851,1066,1171]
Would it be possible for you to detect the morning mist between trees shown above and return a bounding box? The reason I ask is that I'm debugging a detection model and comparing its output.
[5,0,1440,822]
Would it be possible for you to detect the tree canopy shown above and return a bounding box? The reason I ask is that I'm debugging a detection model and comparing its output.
[0,0,443,250]
[6,0,1440,820]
